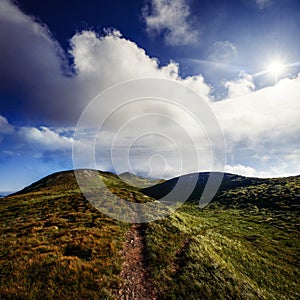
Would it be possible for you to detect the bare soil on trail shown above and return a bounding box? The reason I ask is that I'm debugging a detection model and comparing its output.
[114,223,157,300]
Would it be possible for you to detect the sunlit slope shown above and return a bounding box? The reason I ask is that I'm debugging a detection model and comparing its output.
[0,170,151,298]
[13,169,132,195]
[0,170,299,299]
[143,174,300,299]
[145,203,300,299]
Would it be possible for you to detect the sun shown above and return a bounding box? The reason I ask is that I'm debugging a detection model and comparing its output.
[267,61,284,78]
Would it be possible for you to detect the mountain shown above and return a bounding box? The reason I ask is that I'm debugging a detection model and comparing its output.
[0,192,13,198]
[118,172,164,188]
[12,169,120,195]
[11,170,79,195]
[0,169,151,299]
[142,172,300,210]
[0,170,299,299]
[142,172,258,200]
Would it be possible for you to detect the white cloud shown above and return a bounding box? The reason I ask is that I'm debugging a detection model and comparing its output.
[0,0,75,122]
[0,0,210,124]
[0,115,14,135]
[214,75,300,144]
[68,29,213,128]
[0,115,14,143]
[68,28,213,116]
[19,126,74,151]
[70,30,167,92]
[224,164,256,177]
[0,0,213,180]
[181,75,213,102]
[213,75,300,177]
[224,72,255,98]
[142,0,198,46]
[0,0,299,179]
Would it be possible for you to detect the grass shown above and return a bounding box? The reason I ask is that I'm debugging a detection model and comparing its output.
[0,170,299,299]
[145,204,300,299]
[0,183,129,299]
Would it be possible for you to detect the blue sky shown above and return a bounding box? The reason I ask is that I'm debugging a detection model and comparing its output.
[0,0,300,192]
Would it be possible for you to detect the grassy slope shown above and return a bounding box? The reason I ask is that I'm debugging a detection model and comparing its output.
[145,176,300,299]
[118,172,164,188]
[0,195,126,298]
[0,170,299,299]
[0,170,150,299]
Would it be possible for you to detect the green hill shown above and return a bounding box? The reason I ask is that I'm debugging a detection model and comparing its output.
[142,172,300,210]
[0,170,299,299]
[118,172,164,188]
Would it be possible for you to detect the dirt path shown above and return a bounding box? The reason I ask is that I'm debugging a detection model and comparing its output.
[115,223,157,300]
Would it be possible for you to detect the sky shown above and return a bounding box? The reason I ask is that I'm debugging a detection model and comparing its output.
[0,0,300,192]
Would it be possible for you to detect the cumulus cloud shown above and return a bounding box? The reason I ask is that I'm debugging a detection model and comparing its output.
[213,75,300,176]
[0,0,299,179]
[224,164,256,177]
[70,30,180,95]
[68,29,213,132]
[0,0,214,180]
[19,126,75,151]
[73,94,215,178]
[142,0,198,46]
[180,75,213,102]
[224,72,255,98]
[215,75,300,143]
[0,115,14,135]
[0,115,14,143]
[0,0,76,123]
[0,0,210,125]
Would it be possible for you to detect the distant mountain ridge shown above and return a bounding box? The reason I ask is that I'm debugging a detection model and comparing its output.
[119,172,164,188]
[12,170,158,196]
[142,172,300,210]
[142,172,262,199]
[10,169,300,211]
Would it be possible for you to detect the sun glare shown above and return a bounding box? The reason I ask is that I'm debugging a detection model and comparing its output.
[268,61,284,78]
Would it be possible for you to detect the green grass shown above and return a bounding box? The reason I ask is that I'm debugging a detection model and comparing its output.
[1,170,299,299]
[145,204,300,299]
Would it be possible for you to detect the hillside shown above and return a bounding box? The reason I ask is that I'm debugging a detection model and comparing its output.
[118,172,164,188]
[142,172,300,210]
[12,169,123,195]
[0,170,299,299]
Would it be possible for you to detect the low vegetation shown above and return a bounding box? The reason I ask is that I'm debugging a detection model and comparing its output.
[145,204,299,299]
[0,171,130,299]
[145,175,300,299]
[0,170,299,299]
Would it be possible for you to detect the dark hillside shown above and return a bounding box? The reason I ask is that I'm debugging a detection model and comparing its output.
[142,172,300,210]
